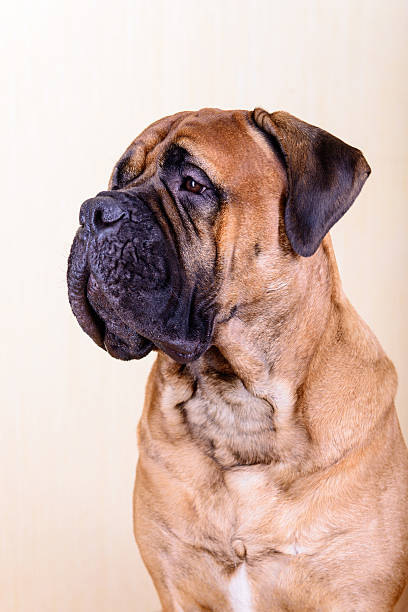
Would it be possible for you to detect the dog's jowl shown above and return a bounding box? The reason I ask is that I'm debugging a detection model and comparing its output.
[67,108,408,611]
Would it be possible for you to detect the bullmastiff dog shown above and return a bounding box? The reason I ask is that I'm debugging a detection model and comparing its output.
[67,108,408,611]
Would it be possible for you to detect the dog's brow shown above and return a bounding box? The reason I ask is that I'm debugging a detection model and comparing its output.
[160,143,186,168]
[173,138,220,185]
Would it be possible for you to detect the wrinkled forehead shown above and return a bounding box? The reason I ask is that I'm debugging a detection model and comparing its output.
[109,108,281,191]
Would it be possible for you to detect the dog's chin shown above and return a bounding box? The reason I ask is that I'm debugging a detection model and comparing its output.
[153,339,211,364]
[103,328,154,361]
[84,272,214,363]
[100,309,212,364]
[93,308,210,364]
[84,287,155,361]
[77,284,211,363]
[73,288,155,361]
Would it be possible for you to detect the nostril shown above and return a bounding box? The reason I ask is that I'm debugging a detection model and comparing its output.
[79,196,128,233]
[95,204,126,228]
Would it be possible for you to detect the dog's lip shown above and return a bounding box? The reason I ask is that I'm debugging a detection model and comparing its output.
[67,229,106,350]
[68,228,214,363]
[67,230,152,359]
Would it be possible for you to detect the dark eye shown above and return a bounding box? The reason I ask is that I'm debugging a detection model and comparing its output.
[182,176,206,194]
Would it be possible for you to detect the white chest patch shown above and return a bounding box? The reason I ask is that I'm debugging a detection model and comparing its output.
[228,563,253,612]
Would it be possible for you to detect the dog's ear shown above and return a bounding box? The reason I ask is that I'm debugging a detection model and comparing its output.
[252,109,371,257]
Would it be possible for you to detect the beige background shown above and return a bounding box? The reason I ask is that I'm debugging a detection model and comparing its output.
[1,0,407,610]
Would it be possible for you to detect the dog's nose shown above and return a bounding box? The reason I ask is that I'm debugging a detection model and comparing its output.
[79,195,127,233]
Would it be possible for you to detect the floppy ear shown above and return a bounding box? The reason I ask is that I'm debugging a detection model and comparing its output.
[252,108,371,257]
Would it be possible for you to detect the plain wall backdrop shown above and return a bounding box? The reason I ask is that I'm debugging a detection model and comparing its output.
[1,1,407,610]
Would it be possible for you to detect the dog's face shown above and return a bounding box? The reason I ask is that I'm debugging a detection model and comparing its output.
[67,108,370,363]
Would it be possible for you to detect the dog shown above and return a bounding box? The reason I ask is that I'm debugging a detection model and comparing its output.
[67,108,408,611]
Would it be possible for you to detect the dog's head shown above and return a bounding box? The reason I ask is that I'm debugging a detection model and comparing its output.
[67,108,370,363]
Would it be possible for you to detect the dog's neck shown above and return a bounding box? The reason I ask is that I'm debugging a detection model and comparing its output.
[155,238,396,472]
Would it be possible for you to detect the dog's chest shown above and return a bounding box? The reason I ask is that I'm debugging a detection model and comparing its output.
[171,365,316,562]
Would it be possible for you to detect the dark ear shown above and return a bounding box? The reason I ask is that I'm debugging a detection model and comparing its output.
[252,108,371,257]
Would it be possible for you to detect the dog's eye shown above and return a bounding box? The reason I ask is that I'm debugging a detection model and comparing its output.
[182,176,206,194]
